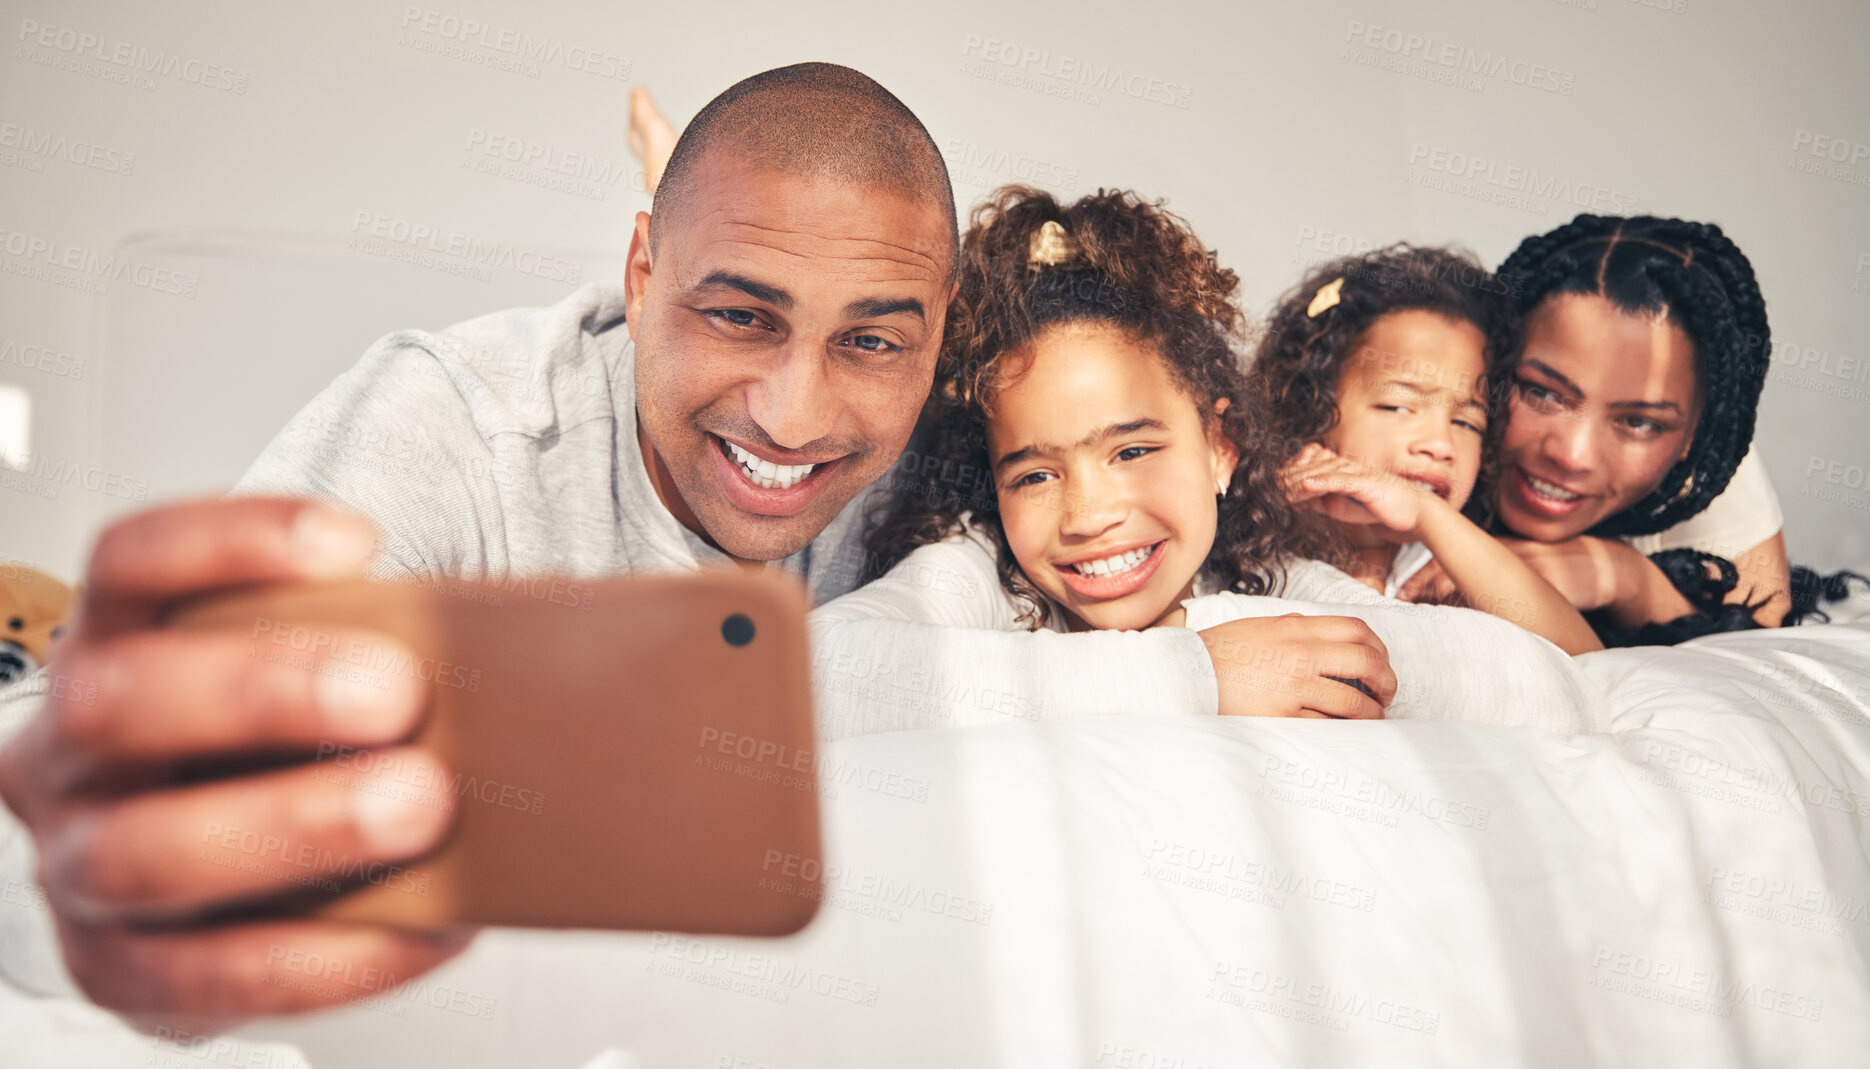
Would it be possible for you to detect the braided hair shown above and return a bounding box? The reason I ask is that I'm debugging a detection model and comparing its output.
[1496,214,1771,537]
[861,185,1309,627]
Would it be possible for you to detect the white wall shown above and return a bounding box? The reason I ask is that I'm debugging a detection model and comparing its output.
[2,0,1866,582]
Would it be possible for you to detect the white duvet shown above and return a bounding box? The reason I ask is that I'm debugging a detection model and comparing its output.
[5,615,1870,1068]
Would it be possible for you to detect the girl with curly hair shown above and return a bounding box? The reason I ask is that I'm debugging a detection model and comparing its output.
[1245,245,1601,654]
[859,185,1306,634]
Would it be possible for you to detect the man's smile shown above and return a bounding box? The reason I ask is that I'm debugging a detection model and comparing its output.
[707,432,849,516]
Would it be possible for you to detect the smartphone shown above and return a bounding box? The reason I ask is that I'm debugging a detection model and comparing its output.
[165,569,823,937]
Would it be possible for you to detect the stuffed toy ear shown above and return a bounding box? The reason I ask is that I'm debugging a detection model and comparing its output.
[0,564,76,686]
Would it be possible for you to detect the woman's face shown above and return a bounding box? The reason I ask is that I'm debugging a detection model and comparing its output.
[1495,293,1702,541]
[988,322,1237,632]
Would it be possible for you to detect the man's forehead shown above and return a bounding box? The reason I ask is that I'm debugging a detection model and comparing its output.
[670,160,951,282]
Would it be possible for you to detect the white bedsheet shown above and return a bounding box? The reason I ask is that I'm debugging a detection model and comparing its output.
[4,619,1870,1068]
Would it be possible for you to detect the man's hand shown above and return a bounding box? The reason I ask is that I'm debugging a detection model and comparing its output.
[0,498,469,1029]
[1197,614,1395,719]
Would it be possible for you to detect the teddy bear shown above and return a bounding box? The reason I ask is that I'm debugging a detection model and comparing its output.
[0,561,75,687]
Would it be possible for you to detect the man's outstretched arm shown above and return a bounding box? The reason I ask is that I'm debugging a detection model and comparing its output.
[0,500,469,1023]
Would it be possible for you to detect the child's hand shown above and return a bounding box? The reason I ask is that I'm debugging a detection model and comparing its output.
[1196,613,1395,719]
[1281,444,1438,536]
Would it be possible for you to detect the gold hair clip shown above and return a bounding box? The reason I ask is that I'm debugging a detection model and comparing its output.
[1307,277,1345,318]
[1027,219,1080,270]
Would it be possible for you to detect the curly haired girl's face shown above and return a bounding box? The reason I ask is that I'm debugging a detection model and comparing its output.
[1496,294,1701,541]
[987,322,1237,632]
[1325,310,1491,521]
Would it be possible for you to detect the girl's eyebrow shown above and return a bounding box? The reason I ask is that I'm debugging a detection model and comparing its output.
[993,418,1168,474]
[1373,378,1486,409]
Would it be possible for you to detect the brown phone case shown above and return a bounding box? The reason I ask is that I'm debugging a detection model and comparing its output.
[165,570,822,936]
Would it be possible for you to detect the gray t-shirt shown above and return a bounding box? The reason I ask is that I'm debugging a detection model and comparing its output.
[233,280,874,604]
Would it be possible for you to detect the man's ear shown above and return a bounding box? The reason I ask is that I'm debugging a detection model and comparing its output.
[624,211,653,338]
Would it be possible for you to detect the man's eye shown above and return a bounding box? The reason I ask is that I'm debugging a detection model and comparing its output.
[706,309,763,329]
[1115,446,1156,462]
[1376,405,1411,415]
[1455,418,1485,434]
[1010,470,1051,489]
[845,333,901,355]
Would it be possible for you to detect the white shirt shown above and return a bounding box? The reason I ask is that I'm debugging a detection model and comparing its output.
[1626,447,1784,559]
[812,526,1608,736]
[1384,542,1436,598]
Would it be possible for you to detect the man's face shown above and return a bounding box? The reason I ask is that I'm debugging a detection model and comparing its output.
[626,154,954,561]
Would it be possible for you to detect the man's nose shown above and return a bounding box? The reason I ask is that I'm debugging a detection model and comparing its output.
[744,344,837,451]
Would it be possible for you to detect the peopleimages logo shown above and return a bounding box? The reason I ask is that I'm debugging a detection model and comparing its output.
[0,121,135,175]
[0,226,201,297]
[347,211,584,284]
[397,7,632,80]
[15,18,249,93]
[1342,19,1577,95]
[959,35,1194,109]
[1408,143,1642,214]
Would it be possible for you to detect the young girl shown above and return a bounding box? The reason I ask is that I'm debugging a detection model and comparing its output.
[1245,246,1601,654]
[817,185,1604,732]
[862,187,1304,636]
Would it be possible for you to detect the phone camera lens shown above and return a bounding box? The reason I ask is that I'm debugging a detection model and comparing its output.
[721,613,756,647]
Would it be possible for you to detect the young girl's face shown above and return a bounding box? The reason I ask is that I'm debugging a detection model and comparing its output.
[987,322,1238,631]
[1324,310,1491,516]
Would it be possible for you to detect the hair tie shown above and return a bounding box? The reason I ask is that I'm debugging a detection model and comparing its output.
[1306,277,1345,317]
[1027,220,1080,271]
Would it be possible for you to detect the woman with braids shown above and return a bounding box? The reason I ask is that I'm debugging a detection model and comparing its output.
[811,184,1603,731]
[1245,244,1601,653]
[1394,215,1827,644]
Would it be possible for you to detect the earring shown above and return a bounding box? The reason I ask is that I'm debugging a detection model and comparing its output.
[1216,478,1229,496]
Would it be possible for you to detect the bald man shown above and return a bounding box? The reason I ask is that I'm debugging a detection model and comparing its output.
[0,63,1392,1023]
